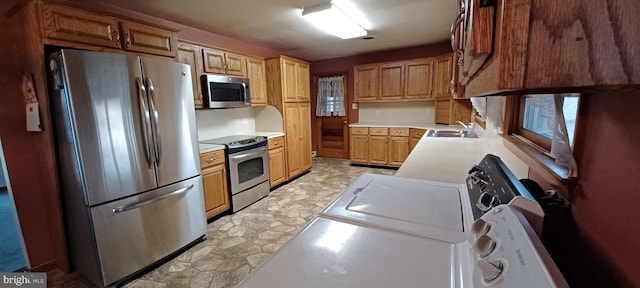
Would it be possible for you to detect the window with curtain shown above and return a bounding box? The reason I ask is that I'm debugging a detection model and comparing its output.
[316,76,345,117]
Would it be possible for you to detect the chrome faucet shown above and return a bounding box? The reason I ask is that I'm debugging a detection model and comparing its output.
[457,121,476,138]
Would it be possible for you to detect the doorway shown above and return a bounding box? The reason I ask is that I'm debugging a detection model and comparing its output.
[314,74,349,159]
[0,137,28,272]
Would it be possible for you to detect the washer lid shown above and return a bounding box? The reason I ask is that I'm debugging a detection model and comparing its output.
[321,173,466,241]
[236,217,458,288]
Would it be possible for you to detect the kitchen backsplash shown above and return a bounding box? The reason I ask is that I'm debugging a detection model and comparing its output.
[195,106,284,140]
[358,101,435,124]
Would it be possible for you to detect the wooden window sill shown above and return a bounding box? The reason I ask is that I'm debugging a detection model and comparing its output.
[502,135,577,199]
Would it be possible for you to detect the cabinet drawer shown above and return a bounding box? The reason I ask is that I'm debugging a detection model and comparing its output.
[200,150,225,169]
[350,127,369,135]
[368,127,389,136]
[389,128,409,136]
[410,128,426,138]
[268,136,285,150]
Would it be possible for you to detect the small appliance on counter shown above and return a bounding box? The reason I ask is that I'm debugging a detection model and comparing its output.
[49,49,207,287]
[200,135,270,212]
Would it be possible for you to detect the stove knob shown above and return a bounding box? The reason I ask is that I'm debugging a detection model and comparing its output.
[477,260,504,282]
[471,219,491,237]
[474,234,496,257]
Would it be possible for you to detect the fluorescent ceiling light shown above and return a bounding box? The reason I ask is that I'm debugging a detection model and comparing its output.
[302,2,368,39]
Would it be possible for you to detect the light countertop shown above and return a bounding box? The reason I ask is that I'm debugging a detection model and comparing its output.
[198,143,225,154]
[396,136,529,183]
[349,122,462,130]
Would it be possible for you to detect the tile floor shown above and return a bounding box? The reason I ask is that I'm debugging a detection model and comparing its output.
[55,158,395,288]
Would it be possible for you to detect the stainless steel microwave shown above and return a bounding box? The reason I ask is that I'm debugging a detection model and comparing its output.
[201,75,251,108]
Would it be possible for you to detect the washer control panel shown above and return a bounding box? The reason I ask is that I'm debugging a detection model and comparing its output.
[470,205,568,287]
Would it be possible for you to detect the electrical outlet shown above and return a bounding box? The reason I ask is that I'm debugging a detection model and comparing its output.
[425,109,433,116]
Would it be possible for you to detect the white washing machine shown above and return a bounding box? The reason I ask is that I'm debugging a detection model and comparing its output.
[236,155,567,288]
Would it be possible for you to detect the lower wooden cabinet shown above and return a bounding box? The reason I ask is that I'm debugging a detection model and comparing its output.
[200,150,229,219]
[409,128,426,151]
[268,136,287,187]
[284,102,312,179]
[350,127,411,168]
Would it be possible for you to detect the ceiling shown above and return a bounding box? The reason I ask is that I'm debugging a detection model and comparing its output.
[100,0,457,61]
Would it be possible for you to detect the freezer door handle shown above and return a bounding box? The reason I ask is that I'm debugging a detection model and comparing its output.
[146,77,162,166]
[112,184,193,213]
[136,77,153,169]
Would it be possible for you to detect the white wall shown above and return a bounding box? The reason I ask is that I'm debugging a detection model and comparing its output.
[195,108,256,140]
[358,101,434,124]
[195,106,284,140]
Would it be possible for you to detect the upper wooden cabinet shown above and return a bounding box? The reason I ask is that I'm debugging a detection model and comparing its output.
[453,0,640,97]
[434,54,453,99]
[354,58,436,102]
[177,42,204,109]
[379,63,404,100]
[40,2,177,57]
[266,56,311,104]
[297,63,310,102]
[246,56,268,106]
[202,48,246,77]
[405,59,434,99]
[354,64,379,101]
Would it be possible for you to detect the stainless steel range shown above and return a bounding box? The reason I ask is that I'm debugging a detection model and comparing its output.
[200,135,270,212]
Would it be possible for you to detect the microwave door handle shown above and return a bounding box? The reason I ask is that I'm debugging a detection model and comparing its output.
[136,77,153,169]
[146,77,162,166]
[228,146,267,160]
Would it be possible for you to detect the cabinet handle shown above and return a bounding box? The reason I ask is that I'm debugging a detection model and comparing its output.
[205,157,216,163]
[123,29,131,48]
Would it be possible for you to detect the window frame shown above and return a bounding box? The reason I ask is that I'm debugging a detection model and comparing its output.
[503,94,581,197]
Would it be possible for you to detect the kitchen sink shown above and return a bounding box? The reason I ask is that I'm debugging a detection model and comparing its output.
[426,129,476,138]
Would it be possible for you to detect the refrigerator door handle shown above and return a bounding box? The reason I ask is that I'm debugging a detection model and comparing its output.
[136,77,153,169]
[146,77,162,166]
[112,184,194,213]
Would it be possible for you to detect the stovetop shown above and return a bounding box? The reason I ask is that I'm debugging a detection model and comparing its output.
[200,135,267,147]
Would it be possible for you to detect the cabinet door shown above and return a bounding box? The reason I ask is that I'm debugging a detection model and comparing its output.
[284,103,301,178]
[388,136,410,166]
[409,128,426,151]
[41,3,122,49]
[282,59,299,103]
[268,147,286,187]
[202,165,230,219]
[434,54,453,99]
[379,63,404,100]
[369,136,388,165]
[405,59,434,99]
[177,42,204,109]
[246,56,268,106]
[299,102,312,171]
[202,48,226,74]
[409,137,420,152]
[350,135,369,164]
[354,65,379,101]
[120,20,177,57]
[225,52,246,77]
[435,99,452,124]
[297,62,310,102]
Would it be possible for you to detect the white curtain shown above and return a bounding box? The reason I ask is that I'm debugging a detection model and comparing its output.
[316,76,345,117]
[551,95,578,177]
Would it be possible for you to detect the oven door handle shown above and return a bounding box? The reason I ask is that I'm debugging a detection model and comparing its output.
[228,146,267,160]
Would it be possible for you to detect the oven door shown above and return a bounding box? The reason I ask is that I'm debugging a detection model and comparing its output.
[228,146,270,194]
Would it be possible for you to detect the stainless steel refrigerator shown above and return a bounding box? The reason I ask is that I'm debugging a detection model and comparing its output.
[48,49,207,287]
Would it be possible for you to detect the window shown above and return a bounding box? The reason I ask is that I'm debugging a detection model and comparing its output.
[516,94,579,151]
[504,93,581,190]
[316,76,345,117]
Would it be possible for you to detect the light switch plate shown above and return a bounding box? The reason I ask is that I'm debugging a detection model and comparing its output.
[26,103,42,132]
[352,103,358,110]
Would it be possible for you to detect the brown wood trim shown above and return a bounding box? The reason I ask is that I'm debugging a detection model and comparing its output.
[30,259,57,272]
[502,135,576,199]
